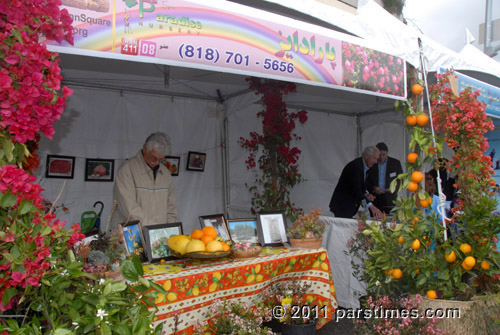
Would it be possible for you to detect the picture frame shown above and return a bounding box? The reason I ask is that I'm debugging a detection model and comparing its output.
[199,214,230,241]
[226,218,259,244]
[142,222,183,263]
[119,220,147,262]
[186,151,206,171]
[164,156,180,176]
[45,155,75,179]
[256,211,288,247]
[85,158,114,182]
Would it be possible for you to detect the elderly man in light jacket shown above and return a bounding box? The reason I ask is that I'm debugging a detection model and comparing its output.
[108,132,178,234]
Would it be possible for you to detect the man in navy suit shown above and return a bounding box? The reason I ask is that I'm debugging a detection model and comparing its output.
[329,146,383,219]
[366,142,403,215]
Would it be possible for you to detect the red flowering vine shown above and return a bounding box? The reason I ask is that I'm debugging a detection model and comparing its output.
[239,78,308,221]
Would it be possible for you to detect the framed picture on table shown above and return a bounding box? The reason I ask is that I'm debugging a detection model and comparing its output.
[119,220,147,262]
[85,158,114,182]
[256,211,288,247]
[142,222,183,263]
[226,218,259,244]
[199,214,230,241]
[186,151,206,171]
[164,156,180,176]
[45,155,75,179]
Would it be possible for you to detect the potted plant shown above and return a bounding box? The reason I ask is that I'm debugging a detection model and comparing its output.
[287,207,325,249]
[194,297,275,334]
[239,78,308,223]
[261,279,319,335]
[358,71,500,334]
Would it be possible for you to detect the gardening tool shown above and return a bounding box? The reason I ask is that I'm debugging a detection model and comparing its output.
[80,201,104,233]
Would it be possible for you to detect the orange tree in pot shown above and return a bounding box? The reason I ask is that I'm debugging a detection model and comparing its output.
[359,70,500,302]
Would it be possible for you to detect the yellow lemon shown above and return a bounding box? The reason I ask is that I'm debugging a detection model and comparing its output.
[212,272,222,281]
[186,239,206,253]
[163,280,172,291]
[444,251,456,263]
[209,283,218,293]
[284,265,292,273]
[312,260,320,268]
[155,292,165,304]
[426,290,437,299]
[246,274,255,283]
[320,253,327,261]
[320,263,329,271]
[192,286,200,296]
[206,240,223,252]
[167,292,177,302]
[168,235,191,255]
[255,264,261,273]
[256,274,264,282]
[459,243,472,254]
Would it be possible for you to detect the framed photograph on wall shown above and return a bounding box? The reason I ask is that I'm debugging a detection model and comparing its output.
[256,211,288,247]
[186,151,206,171]
[226,218,259,244]
[199,214,230,241]
[164,156,180,176]
[85,158,114,182]
[45,155,75,179]
[119,220,147,262]
[142,222,183,263]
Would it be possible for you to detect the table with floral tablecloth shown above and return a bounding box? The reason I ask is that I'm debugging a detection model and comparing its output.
[143,247,338,334]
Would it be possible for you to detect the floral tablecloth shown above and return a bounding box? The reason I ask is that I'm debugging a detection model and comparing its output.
[144,247,338,334]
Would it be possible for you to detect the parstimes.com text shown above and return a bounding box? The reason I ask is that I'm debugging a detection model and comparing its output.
[334,307,461,322]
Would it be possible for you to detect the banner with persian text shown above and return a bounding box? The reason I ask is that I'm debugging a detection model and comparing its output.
[46,0,406,99]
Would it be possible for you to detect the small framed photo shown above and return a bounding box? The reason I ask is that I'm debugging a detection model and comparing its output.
[85,158,114,182]
[120,220,147,262]
[226,218,259,244]
[256,211,288,247]
[199,214,230,241]
[143,222,183,263]
[186,151,206,171]
[45,155,75,179]
[164,156,180,176]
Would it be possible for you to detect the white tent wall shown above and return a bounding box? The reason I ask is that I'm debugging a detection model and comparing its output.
[35,86,225,232]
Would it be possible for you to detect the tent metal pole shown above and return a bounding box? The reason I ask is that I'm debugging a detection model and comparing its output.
[222,107,230,220]
[355,114,362,156]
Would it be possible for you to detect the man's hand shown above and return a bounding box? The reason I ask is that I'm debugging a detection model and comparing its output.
[374,186,386,195]
[365,193,375,202]
[369,204,383,219]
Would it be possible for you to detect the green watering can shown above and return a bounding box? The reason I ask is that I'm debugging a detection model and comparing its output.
[81,201,104,233]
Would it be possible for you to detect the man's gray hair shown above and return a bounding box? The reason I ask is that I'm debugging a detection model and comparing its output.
[144,132,171,156]
[362,146,379,158]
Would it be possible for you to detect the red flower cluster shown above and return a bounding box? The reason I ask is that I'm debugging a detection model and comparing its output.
[431,71,495,208]
[239,78,308,221]
[341,42,405,97]
[0,0,73,144]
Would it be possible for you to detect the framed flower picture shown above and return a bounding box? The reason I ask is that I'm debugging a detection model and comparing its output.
[256,211,288,247]
[164,156,180,176]
[119,220,147,262]
[85,158,114,182]
[142,222,183,263]
[186,151,206,171]
[45,155,75,179]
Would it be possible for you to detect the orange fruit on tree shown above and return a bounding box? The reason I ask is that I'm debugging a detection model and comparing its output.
[191,229,204,240]
[201,226,218,238]
[464,256,476,268]
[392,268,402,279]
[426,290,437,299]
[411,217,420,225]
[419,199,429,208]
[411,83,424,95]
[462,262,473,271]
[416,114,429,127]
[387,269,394,276]
[408,181,418,192]
[411,239,421,250]
[459,243,472,254]
[444,250,457,263]
[407,152,418,164]
[397,236,405,244]
[411,171,424,183]
[406,115,417,126]
[200,234,215,245]
[481,260,490,270]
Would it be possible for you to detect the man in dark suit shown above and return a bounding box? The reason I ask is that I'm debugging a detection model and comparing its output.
[366,142,403,215]
[329,146,383,219]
